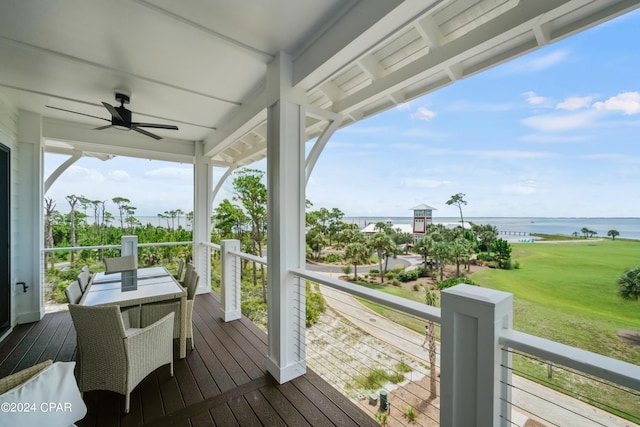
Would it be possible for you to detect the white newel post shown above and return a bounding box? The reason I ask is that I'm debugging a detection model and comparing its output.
[221,239,241,321]
[120,236,138,268]
[265,51,306,383]
[441,284,513,427]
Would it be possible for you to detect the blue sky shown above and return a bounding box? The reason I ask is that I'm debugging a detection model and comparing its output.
[46,10,640,218]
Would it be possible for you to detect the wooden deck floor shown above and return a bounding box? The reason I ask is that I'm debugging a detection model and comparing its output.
[0,292,378,427]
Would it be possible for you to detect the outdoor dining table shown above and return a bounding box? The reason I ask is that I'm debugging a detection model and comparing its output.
[79,266,188,358]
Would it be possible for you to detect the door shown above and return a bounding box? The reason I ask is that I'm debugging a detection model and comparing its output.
[0,143,9,335]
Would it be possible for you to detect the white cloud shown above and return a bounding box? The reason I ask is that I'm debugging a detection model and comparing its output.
[500,183,537,195]
[401,128,449,139]
[593,92,640,115]
[143,167,192,181]
[401,178,452,188]
[556,96,594,111]
[340,126,391,134]
[476,150,555,160]
[396,102,411,111]
[108,170,130,181]
[62,165,106,183]
[523,91,552,107]
[521,110,598,132]
[519,134,589,143]
[510,50,570,73]
[411,107,436,121]
[445,100,516,112]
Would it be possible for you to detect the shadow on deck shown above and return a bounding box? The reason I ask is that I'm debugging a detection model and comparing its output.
[0,292,377,426]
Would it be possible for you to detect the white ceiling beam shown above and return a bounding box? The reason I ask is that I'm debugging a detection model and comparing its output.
[415,14,443,50]
[43,118,195,163]
[358,55,383,81]
[334,0,572,115]
[293,0,404,88]
[203,84,267,158]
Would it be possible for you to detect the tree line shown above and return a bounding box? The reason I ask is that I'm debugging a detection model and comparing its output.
[44,195,192,270]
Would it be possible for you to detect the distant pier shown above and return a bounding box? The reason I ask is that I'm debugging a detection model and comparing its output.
[499,230,530,236]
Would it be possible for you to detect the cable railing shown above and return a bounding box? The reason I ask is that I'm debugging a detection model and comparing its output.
[499,330,640,427]
[306,283,442,426]
[215,240,640,426]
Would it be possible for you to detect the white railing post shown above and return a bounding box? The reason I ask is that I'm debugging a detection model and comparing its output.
[121,236,138,269]
[221,239,241,321]
[441,284,513,427]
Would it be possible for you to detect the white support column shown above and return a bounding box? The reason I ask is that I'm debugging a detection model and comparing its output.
[193,141,213,294]
[266,51,307,383]
[220,239,241,321]
[15,111,44,323]
[441,284,513,427]
[120,236,138,268]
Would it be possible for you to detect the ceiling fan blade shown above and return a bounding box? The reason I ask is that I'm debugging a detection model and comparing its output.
[94,124,114,131]
[102,102,123,121]
[133,122,179,130]
[46,105,110,122]
[132,126,162,140]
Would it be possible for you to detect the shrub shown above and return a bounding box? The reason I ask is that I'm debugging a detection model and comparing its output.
[369,268,380,276]
[397,269,419,282]
[416,266,429,277]
[375,411,389,426]
[324,253,342,263]
[404,406,417,422]
[476,253,494,262]
[342,265,352,275]
[412,283,422,291]
[388,278,402,287]
[391,264,406,273]
[396,360,412,373]
[435,277,479,290]
[384,271,395,280]
[306,282,325,326]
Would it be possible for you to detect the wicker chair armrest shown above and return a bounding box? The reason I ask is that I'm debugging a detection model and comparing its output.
[125,312,174,341]
[0,360,53,395]
[125,312,175,389]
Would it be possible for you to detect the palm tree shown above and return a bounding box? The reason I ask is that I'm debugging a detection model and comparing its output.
[450,237,472,277]
[368,232,395,282]
[345,241,372,280]
[414,236,434,269]
[608,229,620,240]
[432,242,450,281]
[618,266,640,301]
[423,289,439,399]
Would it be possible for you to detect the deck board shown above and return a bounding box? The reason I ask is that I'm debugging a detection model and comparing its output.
[0,292,378,427]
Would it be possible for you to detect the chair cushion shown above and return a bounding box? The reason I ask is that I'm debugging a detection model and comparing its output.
[0,361,87,427]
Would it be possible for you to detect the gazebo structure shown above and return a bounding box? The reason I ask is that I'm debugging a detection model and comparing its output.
[1,1,639,425]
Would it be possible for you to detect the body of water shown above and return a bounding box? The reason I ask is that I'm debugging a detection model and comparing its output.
[343,217,640,241]
[133,215,640,240]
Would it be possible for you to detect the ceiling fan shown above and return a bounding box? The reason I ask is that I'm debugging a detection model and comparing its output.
[47,92,178,140]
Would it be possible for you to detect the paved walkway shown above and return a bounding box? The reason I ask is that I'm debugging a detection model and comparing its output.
[318,281,636,427]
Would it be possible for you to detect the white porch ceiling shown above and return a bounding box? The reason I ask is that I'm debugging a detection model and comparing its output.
[0,0,638,167]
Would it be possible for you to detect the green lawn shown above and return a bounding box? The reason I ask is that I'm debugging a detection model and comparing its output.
[472,238,640,364]
[347,238,640,421]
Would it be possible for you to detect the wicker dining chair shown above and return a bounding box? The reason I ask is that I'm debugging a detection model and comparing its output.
[77,265,90,292]
[140,269,199,350]
[64,280,82,305]
[68,304,174,413]
[174,259,186,282]
[181,262,194,287]
[104,255,136,273]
